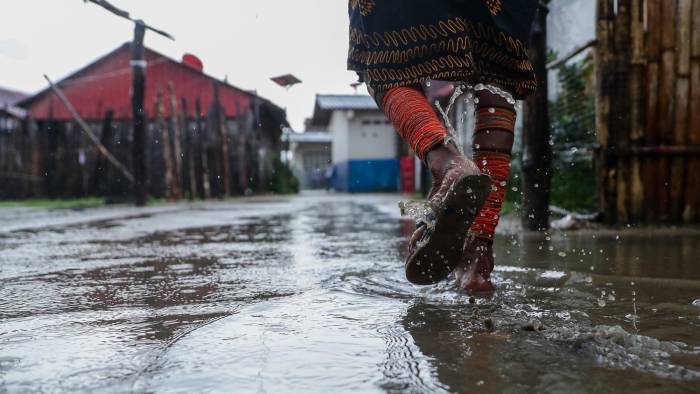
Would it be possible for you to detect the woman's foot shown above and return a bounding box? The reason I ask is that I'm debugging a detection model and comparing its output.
[454,237,495,295]
[407,143,480,256]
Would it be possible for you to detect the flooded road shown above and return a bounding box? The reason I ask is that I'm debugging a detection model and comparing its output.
[1,194,699,393]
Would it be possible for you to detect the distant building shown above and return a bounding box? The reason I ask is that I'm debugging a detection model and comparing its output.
[13,43,288,199]
[308,94,403,193]
[283,130,332,190]
[0,86,27,132]
[0,87,30,198]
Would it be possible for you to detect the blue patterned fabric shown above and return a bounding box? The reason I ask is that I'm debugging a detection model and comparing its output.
[347,0,539,98]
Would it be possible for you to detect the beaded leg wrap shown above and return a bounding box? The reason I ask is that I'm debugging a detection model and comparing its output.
[381,85,450,161]
[468,106,517,241]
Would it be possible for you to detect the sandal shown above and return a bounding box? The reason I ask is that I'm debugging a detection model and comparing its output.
[400,173,491,285]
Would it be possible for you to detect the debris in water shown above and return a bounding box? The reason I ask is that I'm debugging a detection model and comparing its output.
[523,319,545,331]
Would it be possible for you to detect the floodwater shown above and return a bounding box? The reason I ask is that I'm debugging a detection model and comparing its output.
[1,194,699,393]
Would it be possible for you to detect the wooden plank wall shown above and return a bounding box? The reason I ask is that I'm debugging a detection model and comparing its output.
[596,0,700,224]
[0,82,263,201]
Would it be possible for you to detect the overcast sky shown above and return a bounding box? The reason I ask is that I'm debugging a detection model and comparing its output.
[0,0,359,129]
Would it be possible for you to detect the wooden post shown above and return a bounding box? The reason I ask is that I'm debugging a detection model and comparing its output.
[195,98,211,199]
[131,21,148,206]
[658,2,677,222]
[595,0,616,223]
[684,0,700,222]
[521,1,551,231]
[92,109,114,194]
[628,0,645,222]
[612,0,632,224]
[213,83,231,196]
[671,0,692,222]
[236,102,249,193]
[644,0,662,223]
[156,88,178,200]
[168,81,183,198]
[181,97,197,200]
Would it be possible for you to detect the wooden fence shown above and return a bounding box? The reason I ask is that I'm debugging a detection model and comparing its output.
[0,83,279,201]
[596,0,700,224]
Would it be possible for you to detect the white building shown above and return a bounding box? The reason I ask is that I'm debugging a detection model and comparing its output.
[309,94,406,193]
[283,130,332,190]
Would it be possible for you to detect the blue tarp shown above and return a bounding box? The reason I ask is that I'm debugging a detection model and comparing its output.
[333,159,399,193]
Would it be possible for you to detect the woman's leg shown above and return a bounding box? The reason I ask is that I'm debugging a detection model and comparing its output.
[455,89,517,294]
[371,84,481,255]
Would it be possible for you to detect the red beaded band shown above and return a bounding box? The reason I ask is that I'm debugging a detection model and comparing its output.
[468,105,517,241]
[382,86,449,161]
[474,107,516,133]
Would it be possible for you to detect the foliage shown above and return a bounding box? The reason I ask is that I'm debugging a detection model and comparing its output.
[548,54,597,212]
[267,158,300,195]
[550,55,596,146]
[0,197,105,209]
[503,55,597,214]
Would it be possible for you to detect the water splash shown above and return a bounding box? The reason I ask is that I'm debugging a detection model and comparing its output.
[433,82,520,155]
[434,84,465,153]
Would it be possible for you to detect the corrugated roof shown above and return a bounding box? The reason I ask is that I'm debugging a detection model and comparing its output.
[310,94,379,127]
[0,87,28,107]
[315,94,377,111]
[283,131,332,144]
[18,43,287,125]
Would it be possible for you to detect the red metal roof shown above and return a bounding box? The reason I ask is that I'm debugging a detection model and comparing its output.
[21,44,259,121]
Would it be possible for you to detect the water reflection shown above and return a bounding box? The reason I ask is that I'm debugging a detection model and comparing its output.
[498,230,700,280]
[1,195,699,393]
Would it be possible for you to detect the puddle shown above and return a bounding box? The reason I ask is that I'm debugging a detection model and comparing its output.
[1,195,699,392]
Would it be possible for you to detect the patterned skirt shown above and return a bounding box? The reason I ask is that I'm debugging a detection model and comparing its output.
[347,0,539,99]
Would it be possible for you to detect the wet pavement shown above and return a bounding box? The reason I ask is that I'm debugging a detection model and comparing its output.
[1,194,699,393]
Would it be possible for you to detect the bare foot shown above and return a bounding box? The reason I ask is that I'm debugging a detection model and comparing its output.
[454,237,495,295]
[406,143,480,255]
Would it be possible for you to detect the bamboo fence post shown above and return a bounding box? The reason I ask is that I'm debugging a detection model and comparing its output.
[181,97,197,201]
[195,98,211,199]
[628,0,646,222]
[92,109,114,194]
[213,83,231,196]
[613,0,632,224]
[178,96,189,199]
[595,0,616,223]
[156,87,178,200]
[236,102,248,193]
[658,1,677,221]
[644,0,662,222]
[672,0,693,222]
[684,0,700,222]
[167,82,183,199]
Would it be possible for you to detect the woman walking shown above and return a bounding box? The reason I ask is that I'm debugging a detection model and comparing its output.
[348,0,539,294]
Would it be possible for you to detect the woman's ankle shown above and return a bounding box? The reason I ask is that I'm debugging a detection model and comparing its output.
[425,143,463,178]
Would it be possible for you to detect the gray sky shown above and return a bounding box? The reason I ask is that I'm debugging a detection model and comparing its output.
[0,0,359,129]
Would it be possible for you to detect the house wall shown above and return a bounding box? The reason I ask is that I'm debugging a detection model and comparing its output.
[330,110,350,164]
[347,112,396,160]
[329,109,399,192]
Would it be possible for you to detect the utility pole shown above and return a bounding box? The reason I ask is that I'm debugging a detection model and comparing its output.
[84,0,174,206]
[522,1,552,231]
[131,21,148,205]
